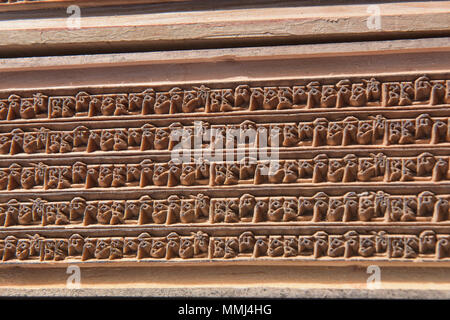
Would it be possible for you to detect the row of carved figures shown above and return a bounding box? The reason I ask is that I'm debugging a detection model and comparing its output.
[2,114,449,156]
[0,153,448,191]
[1,77,449,121]
[1,230,449,262]
[0,191,448,227]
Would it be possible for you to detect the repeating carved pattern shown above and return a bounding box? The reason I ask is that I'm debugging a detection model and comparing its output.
[1,114,450,155]
[1,74,449,266]
[1,191,449,227]
[0,153,448,191]
[1,230,449,262]
[1,76,449,122]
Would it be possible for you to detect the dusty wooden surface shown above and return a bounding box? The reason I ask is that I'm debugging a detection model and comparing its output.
[0,1,449,57]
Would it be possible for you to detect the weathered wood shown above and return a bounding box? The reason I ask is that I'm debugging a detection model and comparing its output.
[0,1,449,57]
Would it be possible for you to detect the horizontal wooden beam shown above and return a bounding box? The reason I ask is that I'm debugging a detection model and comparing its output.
[0,37,449,91]
[0,1,449,57]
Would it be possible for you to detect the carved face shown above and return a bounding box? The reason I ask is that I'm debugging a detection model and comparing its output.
[298,160,313,178]
[344,196,358,217]
[0,101,8,120]
[282,236,297,257]
[359,236,376,257]
[68,234,84,256]
[137,238,151,259]
[238,232,255,253]
[139,200,153,220]
[28,235,42,257]
[268,198,284,221]
[437,237,450,259]
[357,122,373,144]
[50,99,63,118]
[328,159,344,178]
[62,97,76,117]
[124,201,139,219]
[298,236,314,256]
[166,235,180,259]
[358,196,374,221]
[389,238,404,258]
[298,197,314,215]
[327,123,343,145]
[75,92,90,112]
[417,153,435,175]
[194,194,209,218]
[328,236,345,257]
[222,200,238,223]
[95,239,111,259]
[84,203,99,222]
[153,164,168,186]
[100,130,114,150]
[350,85,366,106]
[284,161,298,179]
[235,85,250,107]
[268,237,284,257]
[112,166,126,187]
[239,195,256,218]
[154,129,169,150]
[404,236,419,258]
[254,198,268,221]
[212,238,225,258]
[124,238,138,255]
[180,200,195,223]
[96,166,112,187]
[327,199,344,222]
[54,240,68,261]
[180,165,195,186]
[126,165,140,183]
[97,202,112,224]
[21,168,35,189]
[81,239,96,260]
[298,123,313,142]
[193,232,209,255]
[282,125,298,146]
[0,135,11,154]
[16,240,31,260]
[293,86,307,104]
[416,115,432,138]
[110,238,124,259]
[253,237,268,257]
[282,198,298,221]
[419,231,436,254]
[320,86,337,107]
[110,201,125,224]
[403,197,417,220]
[358,159,375,181]
[70,198,86,221]
[152,202,168,224]
[101,96,116,116]
[113,130,128,150]
[72,162,87,184]
[42,240,56,261]
[179,238,194,259]
[18,204,32,225]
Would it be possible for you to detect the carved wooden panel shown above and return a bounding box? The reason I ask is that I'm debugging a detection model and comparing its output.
[1,74,449,266]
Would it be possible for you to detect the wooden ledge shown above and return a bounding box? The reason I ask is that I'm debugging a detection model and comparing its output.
[0,1,449,57]
[0,37,449,91]
[0,265,449,298]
